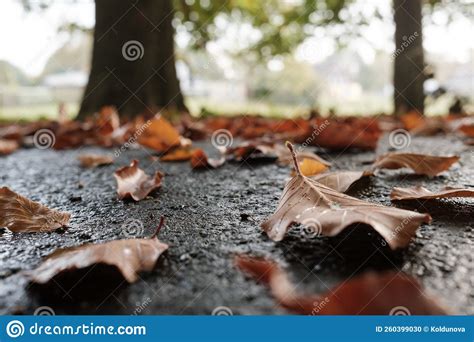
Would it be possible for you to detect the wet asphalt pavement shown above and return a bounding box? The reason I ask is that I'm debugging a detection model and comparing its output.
[0,134,472,315]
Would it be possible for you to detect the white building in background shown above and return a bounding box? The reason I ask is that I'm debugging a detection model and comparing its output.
[43,70,88,103]
[177,61,248,102]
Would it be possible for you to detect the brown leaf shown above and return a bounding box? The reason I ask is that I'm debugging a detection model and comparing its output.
[114,160,163,201]
[0,139,19,155]
[305,118,381,151]
[261,143,431,249]
[190,149,225,169]
[95,106,120,136]
[236,255,446,315]
[0,187,70,233]
[312,170,372,193]
[391,186,474,201]
[227,141,331,167]
[160,147,197,162]
[372,153,459,177]
[30,219,168,284]
[78,154,114,168]
[138,115,182,153]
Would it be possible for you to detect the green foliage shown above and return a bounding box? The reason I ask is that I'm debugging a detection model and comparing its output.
[173,0,352,57]
[21,0,472,59]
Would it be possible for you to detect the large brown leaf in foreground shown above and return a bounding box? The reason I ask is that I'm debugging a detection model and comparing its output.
[138,115,181,153]
[261,143,430,249]
[0,187,70,233]
[312,170,372,193]
[30,222,168,284]
[391,186,474,201]
[114,160,164,201]
[236,256,446,315]
[372,153,459,177]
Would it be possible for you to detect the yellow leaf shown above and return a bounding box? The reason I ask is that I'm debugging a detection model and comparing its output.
[297,158,328,176]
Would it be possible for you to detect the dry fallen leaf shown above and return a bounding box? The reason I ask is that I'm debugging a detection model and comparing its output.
[160,147,197,162]
[0,187,70,233]
[312,170,372,193]
[400,111,425,131]
[114,160,164,201]
[0,139,19,155]
[261,143,431,249]
[78,154,114,168]
[138,115,182,153]
[391,186,474,201]
[236,255,446,315]
[372,153,459,177]
[226,141,331,167]
[190,149,225,169]
[95,106,120,136]
[30,218,168,284]
[305,118,381,151]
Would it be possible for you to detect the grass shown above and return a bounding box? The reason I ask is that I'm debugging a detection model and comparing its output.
[0,95,464,122]
[0,103,79,122]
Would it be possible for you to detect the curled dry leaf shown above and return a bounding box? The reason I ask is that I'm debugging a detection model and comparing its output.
[226,140,331,167]
[114,160,163,201]
[95,106,120,136]
[0,187,70,233]
[78,154,114,168]
[30,218,168,285]
[261,143,430,249]
[372,153,459,177]
[190,149,225,169]
[0,139,19,155]
[391,186,474,201]
[138,115,182,153]
[312,170,372,193]
[160,147,197,162]
[236,255,446,315]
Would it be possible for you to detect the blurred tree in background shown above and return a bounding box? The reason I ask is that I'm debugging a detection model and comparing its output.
[21,0,472,118]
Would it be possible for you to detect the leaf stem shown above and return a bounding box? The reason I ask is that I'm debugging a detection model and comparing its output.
[285,141,301,176]
[152,216,165,239]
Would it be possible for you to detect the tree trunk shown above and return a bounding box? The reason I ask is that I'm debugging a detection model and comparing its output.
[78,0,186,119]
[393,0,425,115]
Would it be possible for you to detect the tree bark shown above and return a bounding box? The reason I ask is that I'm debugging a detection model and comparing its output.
[78,0,186,119]
[393,0,425,115]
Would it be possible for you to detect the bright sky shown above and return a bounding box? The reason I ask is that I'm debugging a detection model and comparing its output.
[0,0,472,76]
